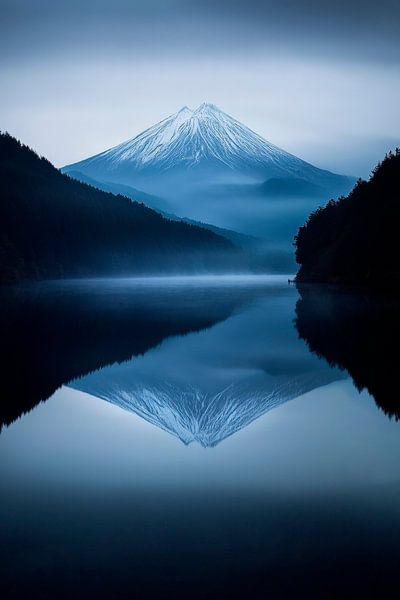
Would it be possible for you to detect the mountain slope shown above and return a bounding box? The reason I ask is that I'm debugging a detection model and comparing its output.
[0,132,239,283]
[65,169,173,212]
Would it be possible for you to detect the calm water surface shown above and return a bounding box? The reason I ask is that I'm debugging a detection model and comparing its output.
[1,276,399,598]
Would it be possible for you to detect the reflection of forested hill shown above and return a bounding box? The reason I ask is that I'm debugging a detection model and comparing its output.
[295,284,400,419]
[0,133,238,284]
[0,281,245,429]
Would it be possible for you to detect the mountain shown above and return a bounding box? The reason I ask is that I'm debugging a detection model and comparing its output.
[62,103,354,242]
[0,132,240,283]
[63,103,352,192]
[295,149,400,287]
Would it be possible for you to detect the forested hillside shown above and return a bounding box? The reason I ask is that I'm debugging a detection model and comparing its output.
[0,133,237,283]
[295,150,400,287]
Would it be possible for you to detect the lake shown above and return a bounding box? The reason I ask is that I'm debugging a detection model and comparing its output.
[1,275,399,598]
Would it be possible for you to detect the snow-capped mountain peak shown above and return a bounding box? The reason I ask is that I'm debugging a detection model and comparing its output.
[193,102,221,115]
[63,102,308,177]
[62,103,354,224]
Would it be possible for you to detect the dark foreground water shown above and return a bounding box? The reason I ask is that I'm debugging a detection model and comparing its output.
[0,275,399,598]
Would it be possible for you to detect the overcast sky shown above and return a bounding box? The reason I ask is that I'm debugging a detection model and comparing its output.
[1,0,399,176]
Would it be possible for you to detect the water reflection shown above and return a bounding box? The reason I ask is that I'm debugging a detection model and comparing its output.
[2,277,400,599]
[295,284,400,419]
[71,287,342,446]
[2,276,399,439]
[0,275,291,429]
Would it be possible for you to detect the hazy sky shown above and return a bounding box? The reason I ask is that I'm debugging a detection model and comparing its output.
[1,0,399,176]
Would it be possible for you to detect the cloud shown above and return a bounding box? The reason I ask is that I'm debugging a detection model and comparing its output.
[1,0,399,64]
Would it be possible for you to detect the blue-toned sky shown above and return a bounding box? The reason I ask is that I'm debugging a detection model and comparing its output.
[1,0,399,176]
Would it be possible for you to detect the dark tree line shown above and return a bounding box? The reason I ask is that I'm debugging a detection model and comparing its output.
[0,132,238,283]
[295,149,400,287]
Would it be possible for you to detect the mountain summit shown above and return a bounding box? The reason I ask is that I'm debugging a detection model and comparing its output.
[62,104,354,241]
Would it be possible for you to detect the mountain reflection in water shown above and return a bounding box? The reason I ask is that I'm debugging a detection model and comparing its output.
[0,276,271,429]
[2,275,400,440]
[70,285,342,446]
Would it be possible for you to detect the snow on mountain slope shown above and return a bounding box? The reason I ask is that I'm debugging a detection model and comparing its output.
[62,103,355,241]
[63,103,352,191]
[105,102,298,174]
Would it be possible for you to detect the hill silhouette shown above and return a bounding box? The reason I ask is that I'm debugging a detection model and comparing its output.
[295,149,400,287]
[0,133,238,283]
